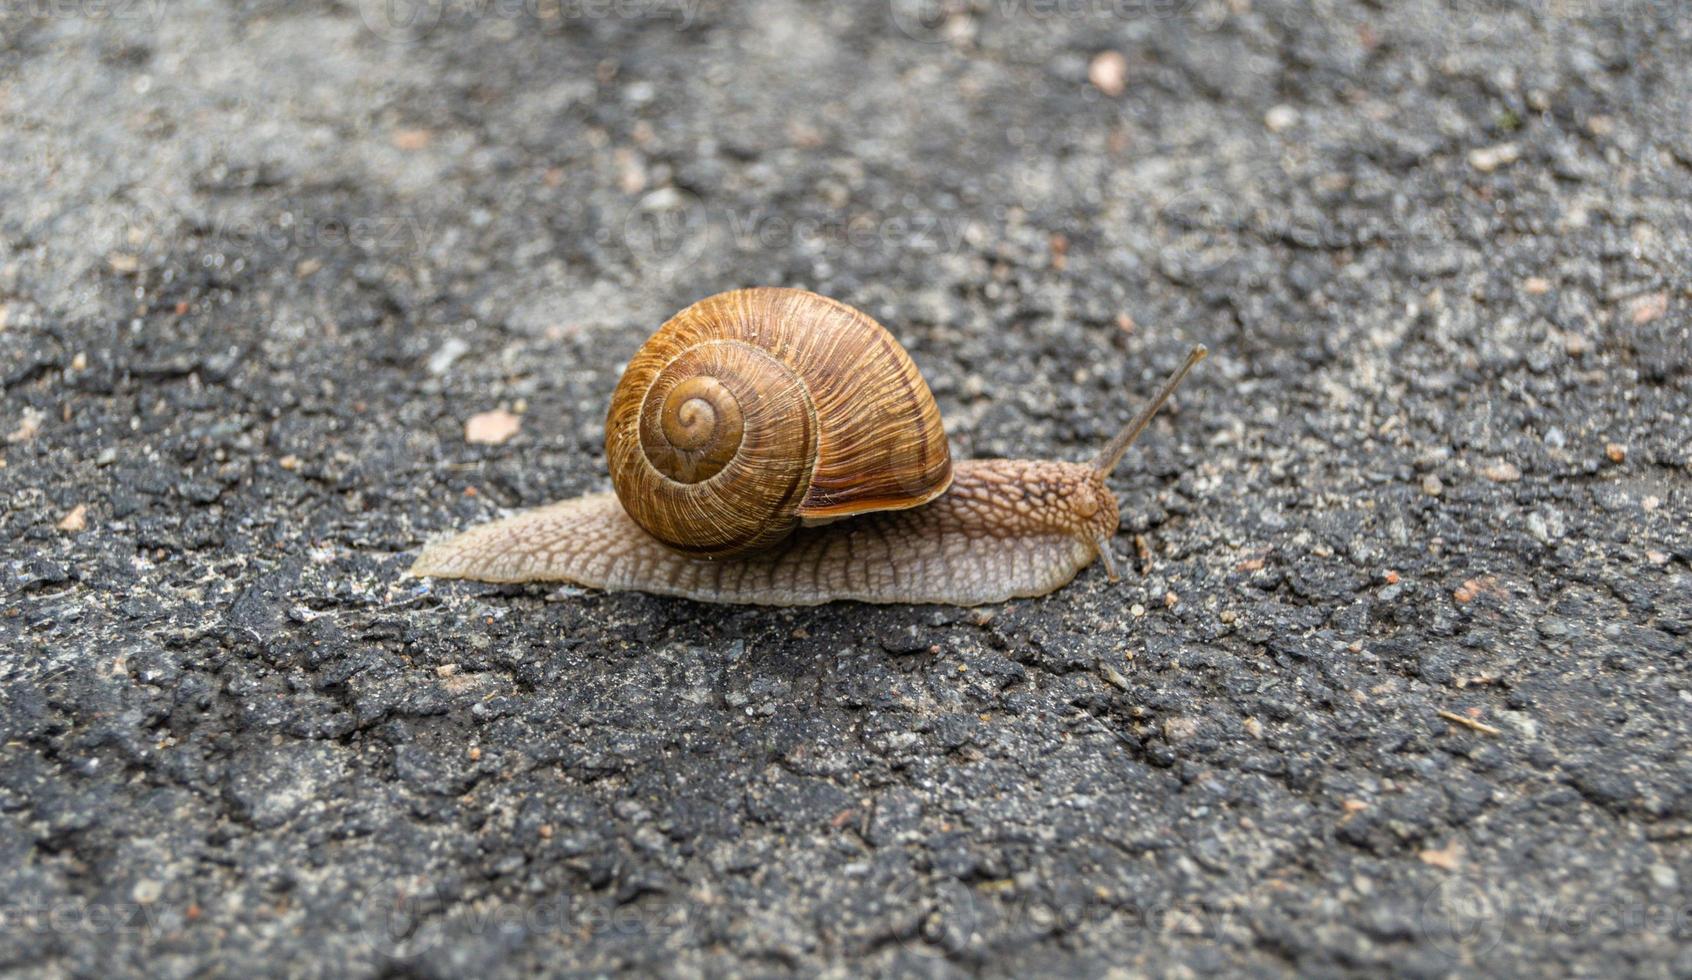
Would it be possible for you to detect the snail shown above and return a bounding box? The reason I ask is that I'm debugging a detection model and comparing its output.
[409,287,1205,606]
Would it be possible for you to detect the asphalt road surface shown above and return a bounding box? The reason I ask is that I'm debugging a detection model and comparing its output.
[2,0,1689,975]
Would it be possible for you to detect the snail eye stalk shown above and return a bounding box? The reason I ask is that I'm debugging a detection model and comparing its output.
[1090,344,1207,477]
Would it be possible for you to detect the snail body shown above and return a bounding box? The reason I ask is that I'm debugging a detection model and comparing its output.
[410,458,1114,606]
[410,288,1205,607]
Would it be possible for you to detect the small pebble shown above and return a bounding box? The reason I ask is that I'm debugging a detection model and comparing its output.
[1605,443,1626,463]
[1219,610,1237,624]
[1482,461,1521,483]
[1088,51,1128,97]
[278,454,301,471]
[1454,579,1486,604]
[391,128,433,151]
[428,338,471,376]
[1264,104,1299,132]
[1628,292,1667,325]
[1523,276,1551,295]
[1418,843,1463,871]
[1422,474,1444,497]
[1130,603,1146,618]
[57,504,88,533]
[1468,142,1520,172]
[6,407,43,443]
[131,879,163,905]
[465,409,521,445]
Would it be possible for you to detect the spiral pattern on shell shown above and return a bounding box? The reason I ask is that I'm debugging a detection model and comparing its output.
[606,288,953,558]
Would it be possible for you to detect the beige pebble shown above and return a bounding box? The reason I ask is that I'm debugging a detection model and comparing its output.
[1422,473,1444,497]
[391,128,433,151]
[1482,461,1521,483]
[1418,843,1463,871]
[1605,442,1626,463]
[1468,142,1520,172]
[1162,716,1200,742]
[465,409,522,445]
[1265,104,1299,133]
[131,879,163,905]
[1629,292,1668,325]
[1088,51,1128,97]
[57,504,88,533]
[7,408,44,443]
[1523,276,1551,295]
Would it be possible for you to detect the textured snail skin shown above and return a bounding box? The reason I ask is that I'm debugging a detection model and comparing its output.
[408,459,1118,607]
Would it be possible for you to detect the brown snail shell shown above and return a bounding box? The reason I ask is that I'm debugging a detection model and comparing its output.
[604,287,954,558]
